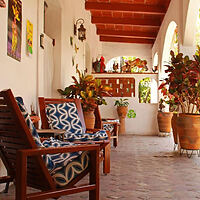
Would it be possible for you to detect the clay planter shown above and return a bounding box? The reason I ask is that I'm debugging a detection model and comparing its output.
[117,106,128,134]
[171,113,178,144]
[157,112,173,133]
[83,110,95,129]
[176,114,200,150]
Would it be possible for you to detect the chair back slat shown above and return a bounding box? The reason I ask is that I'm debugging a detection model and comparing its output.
[0,89,56,190]
[38,97,86,131]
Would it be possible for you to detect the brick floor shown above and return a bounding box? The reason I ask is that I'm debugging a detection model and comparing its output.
[1,135,200,199]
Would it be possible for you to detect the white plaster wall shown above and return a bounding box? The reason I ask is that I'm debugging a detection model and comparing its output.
[0,0,38,191]
[58,0,101,90]
[98,42,158,135]
[102,42,153,69]
[94,73,159,135]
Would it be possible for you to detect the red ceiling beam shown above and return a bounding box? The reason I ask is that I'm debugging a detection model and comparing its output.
[100,36,154,44]
[85,2,166,15]
[92,17,161,27]
[97,29,157,39]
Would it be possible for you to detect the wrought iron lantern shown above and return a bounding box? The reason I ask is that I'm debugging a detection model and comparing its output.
[74,18,86,42]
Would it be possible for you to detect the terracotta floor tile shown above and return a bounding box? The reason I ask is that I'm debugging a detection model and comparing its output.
[1,135,200,199]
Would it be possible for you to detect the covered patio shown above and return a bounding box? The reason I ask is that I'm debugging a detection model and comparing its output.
[0,0,200,199]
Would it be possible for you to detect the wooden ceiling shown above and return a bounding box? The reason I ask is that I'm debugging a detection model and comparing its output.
[85,0,171,44]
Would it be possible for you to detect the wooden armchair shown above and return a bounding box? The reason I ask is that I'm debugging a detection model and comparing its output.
[0,89,100,200]
[38,97,111,174]
[94,106,119,148]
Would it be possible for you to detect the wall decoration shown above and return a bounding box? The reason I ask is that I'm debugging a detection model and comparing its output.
[40,33,44,49]
[72,56,75,66]
[0,0,6,7]
[127,109,136,118]
[26,20,33,55]
[70,36,73,47]
[97,77,135,97]
[7,0,22,61]
[75,43,79,53]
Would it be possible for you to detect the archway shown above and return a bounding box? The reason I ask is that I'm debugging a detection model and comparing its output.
[161,21,178,79]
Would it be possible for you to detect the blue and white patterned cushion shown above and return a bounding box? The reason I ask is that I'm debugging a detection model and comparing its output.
[15,97,89,186]
[103,119,120,133]
[64,130,108,142]
[15,97,43,147]
[46,103,84,134]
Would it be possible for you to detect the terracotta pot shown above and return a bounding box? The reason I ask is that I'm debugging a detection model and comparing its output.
[171,113,178,144]
[117,106,128,118]
[83,110,95,129]
[117,106,128,135]
[176,114,200,150]
[157,112,173,133]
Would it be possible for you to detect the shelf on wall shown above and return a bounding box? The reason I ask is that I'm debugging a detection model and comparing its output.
[92,72,158,75]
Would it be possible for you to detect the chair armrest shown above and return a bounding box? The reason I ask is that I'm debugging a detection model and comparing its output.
[86,128,102,133]
[102,121,120,126]
[17,144,100,157]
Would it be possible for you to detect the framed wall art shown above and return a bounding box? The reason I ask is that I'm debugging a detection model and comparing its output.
[7,0,22,61]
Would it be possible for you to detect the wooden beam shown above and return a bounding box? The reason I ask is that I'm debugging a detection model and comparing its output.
[92,17,161,27]
[100,36,154,44]
[85,2,166,15]
[97,29,157,39]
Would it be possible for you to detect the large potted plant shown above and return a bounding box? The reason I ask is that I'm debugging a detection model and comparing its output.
[114,98,129,134]
[58,68,112,129]
[159,50,200,151]
[157,97,173,136]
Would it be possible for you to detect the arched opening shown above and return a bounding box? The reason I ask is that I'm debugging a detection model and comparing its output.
[153,52,158,72]
[105,56,148,73]
[161,21,178,79]
[195,9,200,47]
[139,78,157,104]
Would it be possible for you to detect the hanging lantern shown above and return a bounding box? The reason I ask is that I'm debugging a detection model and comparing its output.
[74,18,86,42]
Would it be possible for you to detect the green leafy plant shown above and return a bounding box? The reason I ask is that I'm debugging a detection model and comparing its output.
[114,98,129,107]
[159,50,200,113]
[58,67,112,111]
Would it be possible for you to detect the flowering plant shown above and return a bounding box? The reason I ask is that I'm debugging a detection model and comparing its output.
[159,50,200,113]
[58,68,112,111]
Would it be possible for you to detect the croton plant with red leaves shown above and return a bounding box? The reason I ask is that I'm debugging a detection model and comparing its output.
[159,49,200,113]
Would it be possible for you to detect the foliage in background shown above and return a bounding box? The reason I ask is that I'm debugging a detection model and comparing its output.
[139,78,151,103]
[170,26,179,56]
[196,9,200,48]
[58,67,112,111]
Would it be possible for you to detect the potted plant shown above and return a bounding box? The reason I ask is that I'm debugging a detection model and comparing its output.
[114,98,129,134]
[159,50,200,151]
[157,97,173,136]
[58,67,112,129]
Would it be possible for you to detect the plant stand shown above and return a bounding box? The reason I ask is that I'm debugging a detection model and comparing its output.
[117,106,128,134]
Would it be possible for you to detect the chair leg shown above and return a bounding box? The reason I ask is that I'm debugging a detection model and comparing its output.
[103,143,110,174]
[3,182,10,193]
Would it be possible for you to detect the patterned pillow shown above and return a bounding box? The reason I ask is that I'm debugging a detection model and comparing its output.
[46,102,84,134]
[15,97,43,147]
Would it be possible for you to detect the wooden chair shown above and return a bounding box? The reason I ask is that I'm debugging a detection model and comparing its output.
[0,89,100,200]
[38,97,111,174]
[94,106,119,148]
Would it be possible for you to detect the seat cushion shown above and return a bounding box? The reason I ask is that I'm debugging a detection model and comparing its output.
[64,130,108,142]
[15,97,43,147]
[103,119,120,133]
[46,102,84,134]
[42,138,89,187]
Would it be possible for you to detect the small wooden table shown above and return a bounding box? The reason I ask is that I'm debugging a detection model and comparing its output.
[37,129,65,141]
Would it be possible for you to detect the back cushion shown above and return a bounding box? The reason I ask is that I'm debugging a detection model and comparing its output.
[46,102,84,134]
[15,97,43,147]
